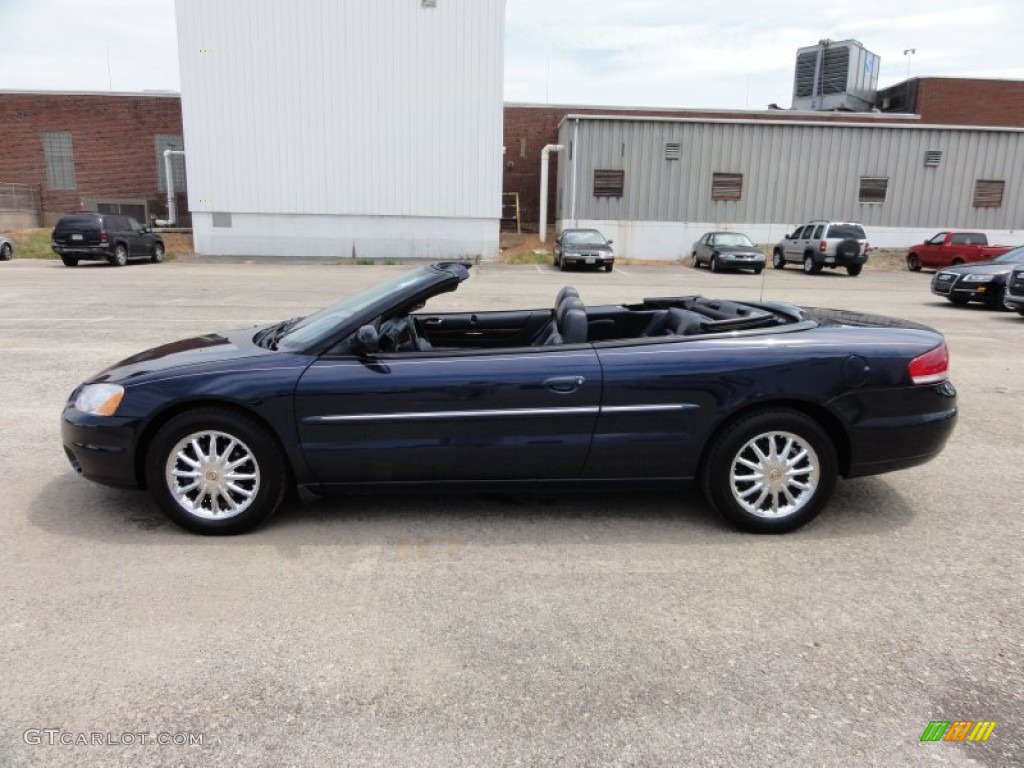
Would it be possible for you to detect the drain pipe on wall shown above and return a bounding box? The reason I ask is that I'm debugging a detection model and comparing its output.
[538,144,564,243]
[155,149,186,226]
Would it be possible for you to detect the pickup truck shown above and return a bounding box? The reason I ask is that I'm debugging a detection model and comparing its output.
[906,232,1014,271]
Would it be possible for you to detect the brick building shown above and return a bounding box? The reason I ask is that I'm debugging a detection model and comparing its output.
[0,90,186,227]
[877,77,1024,128]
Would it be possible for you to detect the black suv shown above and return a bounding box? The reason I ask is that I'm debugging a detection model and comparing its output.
[51,213,164,267]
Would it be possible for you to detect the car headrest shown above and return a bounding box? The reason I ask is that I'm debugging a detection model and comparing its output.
[556,296,584,325]
[560,308,588,344]
[555,286,580,307]
[666,307,704,336]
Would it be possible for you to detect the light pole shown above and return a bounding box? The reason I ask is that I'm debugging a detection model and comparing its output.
[903,48,916,81]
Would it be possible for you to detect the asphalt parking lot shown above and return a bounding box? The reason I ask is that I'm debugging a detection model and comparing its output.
[1,258,1021,767]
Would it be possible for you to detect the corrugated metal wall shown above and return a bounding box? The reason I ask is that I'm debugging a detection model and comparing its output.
[557,117,1024,230]
[175,0,505,219]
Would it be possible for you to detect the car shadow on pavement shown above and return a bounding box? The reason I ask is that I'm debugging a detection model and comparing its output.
[29,473,915,549]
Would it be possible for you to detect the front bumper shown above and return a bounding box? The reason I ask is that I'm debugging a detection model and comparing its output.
[61,406,143,488]
[562,251,613,267]
[718,254,765,268]
[931,274,997,302]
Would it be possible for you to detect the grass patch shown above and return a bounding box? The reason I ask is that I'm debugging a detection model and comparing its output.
[7,229,56,259]
[497,250,552,265]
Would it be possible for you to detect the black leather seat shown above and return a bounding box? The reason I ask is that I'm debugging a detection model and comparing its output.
[665,307,704,336]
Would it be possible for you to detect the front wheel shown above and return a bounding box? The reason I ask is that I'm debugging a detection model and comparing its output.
[710,255,720,273]
[151,243,164,263]
[846,264,863,277]
[947,296,970,306]
[701,409,837,533]
[803,255,822,275]
[990,286,1012,312]
[772,251,786,270]
[145,408,290,535]
[0,242,11,261]
[907,254,921,272]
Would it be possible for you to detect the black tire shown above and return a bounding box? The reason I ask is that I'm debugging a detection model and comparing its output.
[803,254,822,275]
[144,408,290,535]
[952,258,964,266]
[753,267,763,275]
[710,255,720,273]
[151,242,164,263]
[553,253,560,268]
[701,409,837,534]
[559,258,568,272]
[0,243,11,261]
[772,250,786,270]
[907,254,921,272]
[990,286,1011,312]
[846,264,863,277]
[947,296,970,305]
[604,263,613,272]
[109,244,128,267]
[1017,310,1024,318]
[691,252,701,268]
[61,255,78,267]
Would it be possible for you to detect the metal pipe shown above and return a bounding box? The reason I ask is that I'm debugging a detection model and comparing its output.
[156,149,186,226]
[538,144,564,242]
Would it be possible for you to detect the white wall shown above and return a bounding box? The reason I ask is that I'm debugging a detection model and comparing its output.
[559,219,1024,261]
[176,0,505,257]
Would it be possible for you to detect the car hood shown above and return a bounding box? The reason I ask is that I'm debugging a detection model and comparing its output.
[89,327,275,384]
[938,261,1015,276]
[563,243,612,253]
[714,245,764,255]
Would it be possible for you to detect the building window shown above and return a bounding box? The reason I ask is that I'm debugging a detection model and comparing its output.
[859,177,888,204]
[924,150,942,168]
[973,180,1005,208]
[155,135,186,193]
[593,169,624,197]
[711,173,742,201]
[665,143,682,160]
[42,132,76,190]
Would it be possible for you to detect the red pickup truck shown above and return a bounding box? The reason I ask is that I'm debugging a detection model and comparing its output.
[907,232,1014,271]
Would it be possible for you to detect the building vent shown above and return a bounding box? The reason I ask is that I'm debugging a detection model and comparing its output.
[973,180,1005,208]
[924,150,942,168]
[665,143,681,160]
[593,169,625,197]
[422,0,437,6]
[711,173,743,201]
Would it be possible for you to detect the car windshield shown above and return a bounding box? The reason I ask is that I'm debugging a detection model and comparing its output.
[825,224,866,239]
[276,267,440,350]
[563,230,607,246]
[712,233,754,247]
[993,247,1024,264]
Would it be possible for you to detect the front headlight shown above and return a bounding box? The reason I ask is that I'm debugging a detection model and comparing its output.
[964,274,993,283]
[74,383,125,416]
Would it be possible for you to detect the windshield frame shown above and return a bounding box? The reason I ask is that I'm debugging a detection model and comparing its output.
[711,232,755,248]
[562,230,608,247]
[275,264,467,353]
[993,247,1024,264]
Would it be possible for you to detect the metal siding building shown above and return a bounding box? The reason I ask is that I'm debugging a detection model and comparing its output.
[175,0,505,258]
[556,116,1024,259]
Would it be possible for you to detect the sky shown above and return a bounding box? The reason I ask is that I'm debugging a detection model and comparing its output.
[0,0,1022,110]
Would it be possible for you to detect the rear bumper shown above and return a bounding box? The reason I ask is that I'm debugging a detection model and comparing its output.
[832,381,958,478]
[52,244,114,260]
[61,406,143,488]
[817,253,867,267]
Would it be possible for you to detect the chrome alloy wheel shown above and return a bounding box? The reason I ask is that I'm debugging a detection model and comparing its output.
[728,430,819,519]
[164,430,261,520]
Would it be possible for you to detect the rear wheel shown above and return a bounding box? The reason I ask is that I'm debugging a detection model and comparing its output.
[907,254,921,272]
[0,242,11,261]
[846,264,863,277]
[145,408,289,535]
[61,256,78,267]
[952,258,964,266]
[702,409,837,534]
[803,254,822,275]
[772,250,786,270]
[109,244,128,267]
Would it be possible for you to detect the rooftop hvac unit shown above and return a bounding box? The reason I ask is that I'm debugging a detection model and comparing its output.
[792,39,880,112]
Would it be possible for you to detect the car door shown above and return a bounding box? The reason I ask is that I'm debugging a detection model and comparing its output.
[126,217,148,258]
[694,234,709,264]
[784,226,806,260]
[293,344,603,485]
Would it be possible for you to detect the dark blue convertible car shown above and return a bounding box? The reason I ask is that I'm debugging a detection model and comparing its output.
[62,262,957,535]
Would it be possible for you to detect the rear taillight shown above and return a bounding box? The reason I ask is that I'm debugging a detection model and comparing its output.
[909,343,949,385]
[100,230,108,243]
[818,240,827,253]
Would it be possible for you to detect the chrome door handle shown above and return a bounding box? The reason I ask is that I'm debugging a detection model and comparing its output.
[544,375,586,393]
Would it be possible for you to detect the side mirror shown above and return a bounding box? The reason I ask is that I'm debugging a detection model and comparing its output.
[352,324,379,355]
[606,239,614,245]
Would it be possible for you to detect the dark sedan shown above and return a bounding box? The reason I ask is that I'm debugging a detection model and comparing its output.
[553,229,614,272]
[691,231,766,273]
[930,247,1024,310]
[63,262,957,536]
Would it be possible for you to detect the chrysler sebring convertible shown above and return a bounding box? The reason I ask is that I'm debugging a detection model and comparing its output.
[62,262,957,535]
